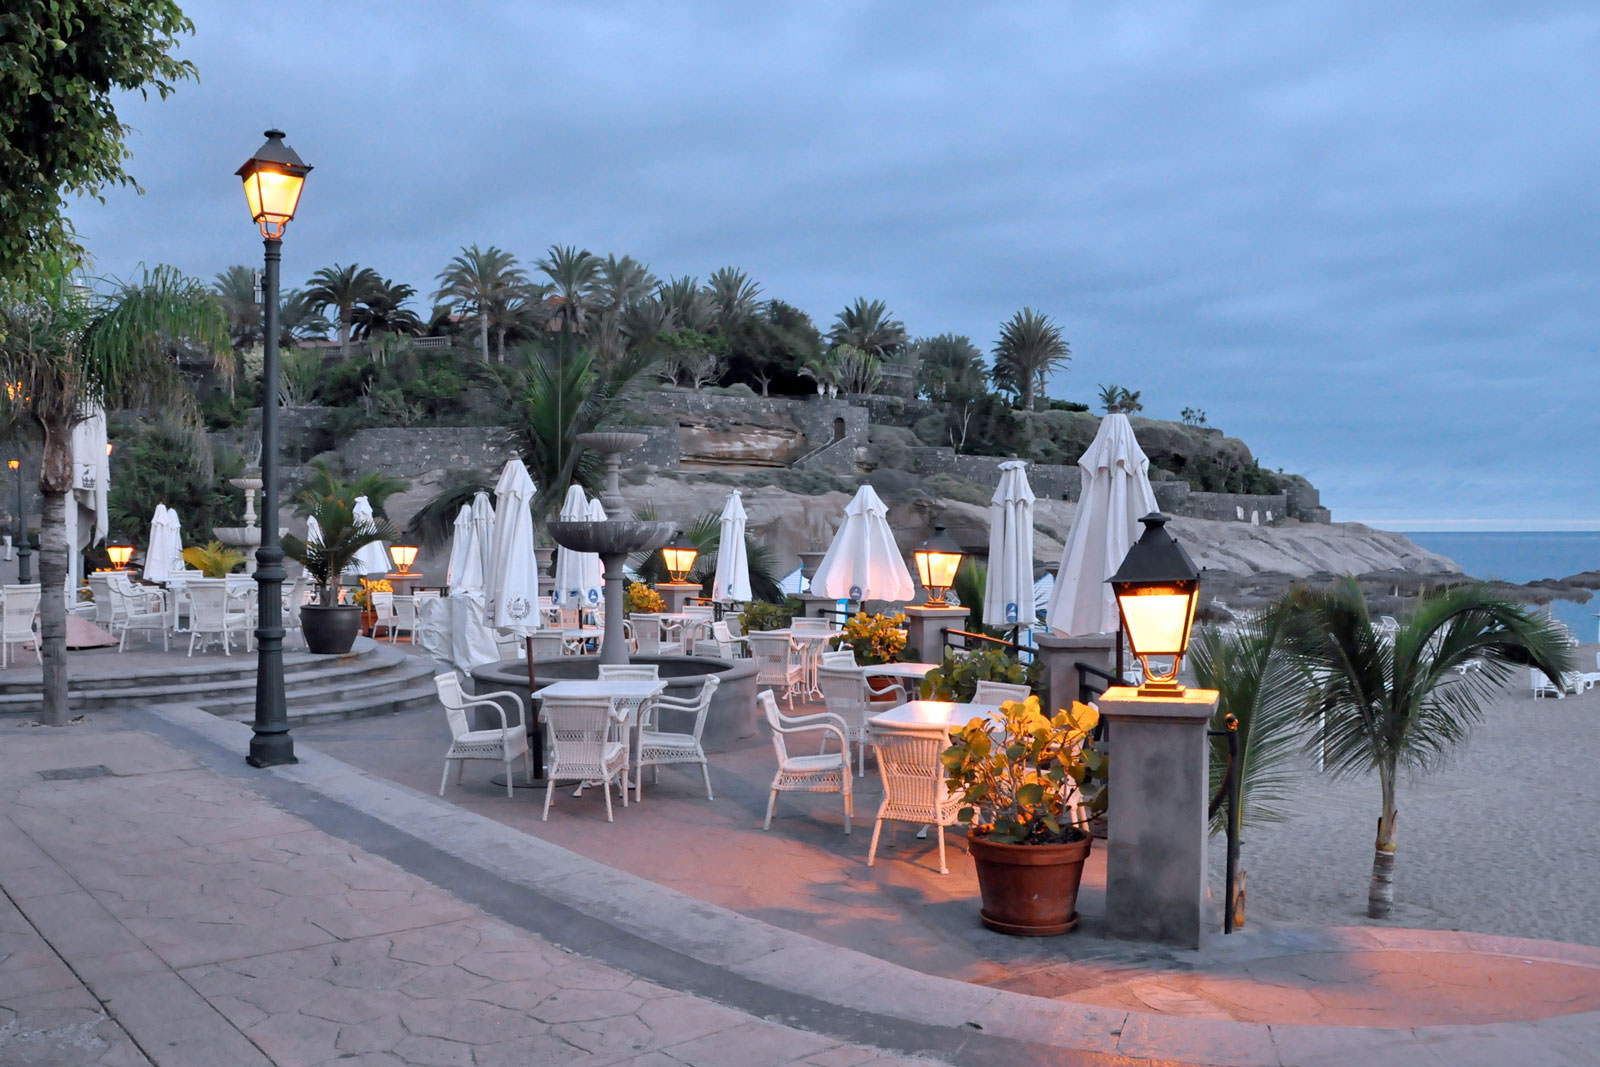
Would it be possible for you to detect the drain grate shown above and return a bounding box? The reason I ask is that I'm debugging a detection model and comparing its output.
[38,765,112,781]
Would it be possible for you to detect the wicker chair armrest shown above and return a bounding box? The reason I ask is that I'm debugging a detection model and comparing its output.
[867,679,907,703]
[779,709,851,735]
[456,689,525,729]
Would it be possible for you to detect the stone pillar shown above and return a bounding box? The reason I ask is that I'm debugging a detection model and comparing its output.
[798,592,838,620]
[656,581,700,614]
[1034,631,1116,714]
[1099,686,1219,948]
[902,605,967,663]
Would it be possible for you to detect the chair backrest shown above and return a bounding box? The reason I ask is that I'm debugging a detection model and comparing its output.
[2,584,41,638]
[758,690,791,763]
[391,596,417,627]
[709,621,735,644]
[528,631,565,658]
[371,591,394,615]
[187,582,232,628]
[792,617,830,636]
[973,680,1031,706]
[433,672,471,738]
[542,694,617,761]
[748,632,796,676]
[558,607,581,630]
[818,665,870,728]
[725,616,743,637]
[598,663,660,681]
[681,675,720,739]
[819,649,857,668]
[870,723,951,817]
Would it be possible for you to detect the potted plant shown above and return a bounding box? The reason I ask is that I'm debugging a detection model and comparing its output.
[625,581,666,614]
[281,498,397,654]
[839,610,907,666]
[942,695,1104,936]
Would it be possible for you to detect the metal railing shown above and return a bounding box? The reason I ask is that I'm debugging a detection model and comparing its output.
[1207,713,1241,934]
[941,627,1034,661]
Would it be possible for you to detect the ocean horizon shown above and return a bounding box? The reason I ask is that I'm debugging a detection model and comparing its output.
[1404,530,1599,640]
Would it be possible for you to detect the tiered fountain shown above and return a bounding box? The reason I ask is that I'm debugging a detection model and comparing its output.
[213,467,265,574]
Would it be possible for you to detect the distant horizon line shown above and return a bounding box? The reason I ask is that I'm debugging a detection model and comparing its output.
[1354,519,1600,533]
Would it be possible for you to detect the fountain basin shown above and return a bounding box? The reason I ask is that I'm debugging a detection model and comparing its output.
[574,430,648,455]
[469,655,759,750]
[547,519,674,555]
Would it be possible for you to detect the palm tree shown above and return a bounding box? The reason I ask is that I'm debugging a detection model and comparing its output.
[304,263,382,359]
[992,307,1069,411]
[828,297,906,358]
[278,289,330,346]
[433,244,527,362]
[656,276,714,334]
[290,458,408,516]
[0,263,230,725]
[705,267,762,331]
[629,508,784,602]
[594,254,657,314]
[213,265,262,350]
[914,334,986,403]
[537,245,601,335]
[351,278,422,340]
[1293,578,1572,918]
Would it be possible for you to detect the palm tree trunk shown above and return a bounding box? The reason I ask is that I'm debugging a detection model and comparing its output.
[479,316,490,363]
[495,325,506,364]
[338,312,352,359]
[37,487,70,726]
[1368,778,1399,918]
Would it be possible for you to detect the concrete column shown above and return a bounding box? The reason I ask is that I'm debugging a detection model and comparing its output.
[1034,631,1116,714]
[1099,686,1219,948]
[656,581,700,614]
[901,605,967,662]
[798,592,838,620]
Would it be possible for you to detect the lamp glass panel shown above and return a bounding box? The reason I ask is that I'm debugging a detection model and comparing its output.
[242,168,305,228]
[1117,590,1194,656]
[916,548,962,592]
[389,545,418,571]
[662,545,697,580]
[107,545,134,567]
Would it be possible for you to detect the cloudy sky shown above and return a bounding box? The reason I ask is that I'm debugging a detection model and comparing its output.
[69,1,1599,529]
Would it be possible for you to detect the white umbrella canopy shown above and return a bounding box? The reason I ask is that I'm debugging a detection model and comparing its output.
[712,489,752,603]
[983,460,1036,627]
[552,486,603,611]
[347,495,391,576]
[144,504,183,583]
[470,491,495,583]
[485,458,541,635]
[446,504,483,593]
[811,485,914,603]
[1045,412,1159,635]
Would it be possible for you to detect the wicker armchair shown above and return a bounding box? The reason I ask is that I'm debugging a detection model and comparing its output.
[749,631,805,707]
[636,675,720,800]
[971,679,1031,705]
[433,672,530,799]
[867,723,966,874]
[759,690,852,833]
[818,663,906,777]
[542,693,629,822]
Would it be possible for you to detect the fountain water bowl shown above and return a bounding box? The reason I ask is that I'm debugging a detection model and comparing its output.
[548,519,673,664]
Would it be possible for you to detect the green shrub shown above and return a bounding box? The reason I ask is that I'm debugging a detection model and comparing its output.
[923,473,990,507]
[740,597,801,631]
[925,645,1029,702]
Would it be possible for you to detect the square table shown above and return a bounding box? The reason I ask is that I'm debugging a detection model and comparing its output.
[868,699,1002,732]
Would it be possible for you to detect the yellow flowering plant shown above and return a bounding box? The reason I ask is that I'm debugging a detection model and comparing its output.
[625,582,666,614]
[839,611,907,665]
[941,696,1104,845]
[353,577,392,610]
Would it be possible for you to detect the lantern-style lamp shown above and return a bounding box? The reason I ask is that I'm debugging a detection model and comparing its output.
[661,535,699,584]
[388,543,419,574]
[236,130,313,239]
[1108,513,1201,697]
[106,538,135,571]
[912,525,964,607]
[6,460,16,471]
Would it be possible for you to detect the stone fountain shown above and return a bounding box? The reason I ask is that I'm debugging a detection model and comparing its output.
[213,468,265,574]
[547,432,673,664]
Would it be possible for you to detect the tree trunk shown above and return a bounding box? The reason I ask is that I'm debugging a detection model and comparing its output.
[337,312,352,359]
[36,413,74,726]
[1367,808,1399,918]
[495,326,506,364]
[479,316,491,363]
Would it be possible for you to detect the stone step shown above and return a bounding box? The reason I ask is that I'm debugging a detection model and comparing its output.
[0,638,391,697]
[200,654,439,720]
[216,677,441,727]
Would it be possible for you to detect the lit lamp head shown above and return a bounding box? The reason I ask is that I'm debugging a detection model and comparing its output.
[913,525,964,607]
[388,543,419,575]
[1108,512,1201,697]
[105,442,113,457]
[236,129,312,240]
[106,538,135,571]
[661,534,698,583]
[6,460,17,471]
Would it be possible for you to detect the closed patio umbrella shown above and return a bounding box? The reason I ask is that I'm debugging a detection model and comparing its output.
[145,504,183,583]
[983,460,1035,627]
[446,504,483,593]
[1045,412,1158,635]
[347,495,391,576]
[811,485,914,603]
[552,486,603,613]
[484,458,541,636]
[470,491,495,583]
[712,489,751,603]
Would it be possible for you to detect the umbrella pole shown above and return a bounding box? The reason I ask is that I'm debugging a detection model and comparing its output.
[524,635,544,781]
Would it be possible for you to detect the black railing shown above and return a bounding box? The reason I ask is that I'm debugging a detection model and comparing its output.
[941,627,1035,662]
[1207,712,1242,935]
[1074,661,1119,706]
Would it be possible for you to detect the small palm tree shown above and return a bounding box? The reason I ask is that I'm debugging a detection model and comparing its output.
[304,263,382,359]
[657,275,714,334]
[351,278,422,340]
[213,265,262,350]
[282,497,398,606]
[537,245,601,335]
[291,459,408,517]
[0,262,230,725]
[993,307,1069,411]
[433,244,528,362]
[828,297,906,358]
[1294,578,1573,918]
[278,288,330,345]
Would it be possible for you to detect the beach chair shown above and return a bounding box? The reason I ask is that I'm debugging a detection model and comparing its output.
[1531,669,1564,699]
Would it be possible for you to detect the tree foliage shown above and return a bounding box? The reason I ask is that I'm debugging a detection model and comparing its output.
[992,307,1069,411]
[0,1,198,284]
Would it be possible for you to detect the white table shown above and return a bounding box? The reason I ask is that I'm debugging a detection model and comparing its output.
[771,628,842,696]
[868,699,1001,732]
[866,662,940,681]
[537,679,668,795]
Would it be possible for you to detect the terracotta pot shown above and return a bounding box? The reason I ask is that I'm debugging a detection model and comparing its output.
[968,831,1093,936]
[302,605,362,655]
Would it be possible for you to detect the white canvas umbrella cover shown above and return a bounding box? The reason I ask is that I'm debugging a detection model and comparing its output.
[470,491,496,582]
[983,460,1036,627]
[446,504,483,593]
[810,485,914,602]
[1045,412,1159,635]
[712,489,752,603]
[347,495,391,576]
[485,458,541,635]
[552,486,602,609]
[144,504,183,583]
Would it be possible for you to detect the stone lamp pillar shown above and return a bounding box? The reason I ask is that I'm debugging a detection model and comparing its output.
[1099,685,1219,948]
[1034,631,1117,716]
[795,550,837,620]
[902,605,966,662]
[656,581,700,614]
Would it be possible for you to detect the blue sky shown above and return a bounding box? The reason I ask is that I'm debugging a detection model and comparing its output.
[69,2,1600,528]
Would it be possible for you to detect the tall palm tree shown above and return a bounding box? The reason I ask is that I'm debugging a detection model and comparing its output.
[992,307,1069,411]
[536,245,601,335]
[705,267,762,331]
[213,265,262,350]
[351,278,422,340]
[304,263,381,359]
[594,254,657,313]
[1294,578,1572,918]
[0,263,230,725]
[828,297,906,358]
[657,276,714,334]
[433,244,528,362]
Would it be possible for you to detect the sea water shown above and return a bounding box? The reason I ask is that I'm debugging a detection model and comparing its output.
[1404,531,1600,641]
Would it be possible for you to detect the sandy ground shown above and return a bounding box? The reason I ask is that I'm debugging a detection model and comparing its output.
[1210,643,1600,945]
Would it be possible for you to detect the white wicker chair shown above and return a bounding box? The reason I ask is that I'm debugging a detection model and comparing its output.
[760,690,852,833]
[749,631,805,707]
[818,663,906,777]
[635,675,720,800]
[867,722,966,874]
[526,631,566,659]
[692,620,748,659]
[1531,669,1564,699]
[818,649,857,669]
[367,591,394,638]
[972,679,1032,705]
[108,576,169,653]
[387,595,417,643]
[434,672,530,799]
[1,584,41,669]
[186,580,251,656]
[542,693,630,822]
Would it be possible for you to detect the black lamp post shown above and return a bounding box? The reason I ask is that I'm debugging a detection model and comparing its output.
[237,130,311,768]
[1107,513,1201,697]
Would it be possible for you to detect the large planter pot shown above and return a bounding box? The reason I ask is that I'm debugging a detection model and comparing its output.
[969,831,1093,936]
[302,604,362,655]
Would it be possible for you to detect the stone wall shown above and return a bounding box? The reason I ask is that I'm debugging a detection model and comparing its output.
[640,390,867,468]
[337,427,505,477]
[1181,490,1289,526]
[906,448,1081,499]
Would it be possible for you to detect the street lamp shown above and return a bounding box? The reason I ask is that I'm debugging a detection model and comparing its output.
[106,538,134,571]
[661,535,699,584]
[238,129,311,769]
[912,525,964,607]
[1108,512,1201,697]
[8,458,29,584]
[388,543,419,574]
